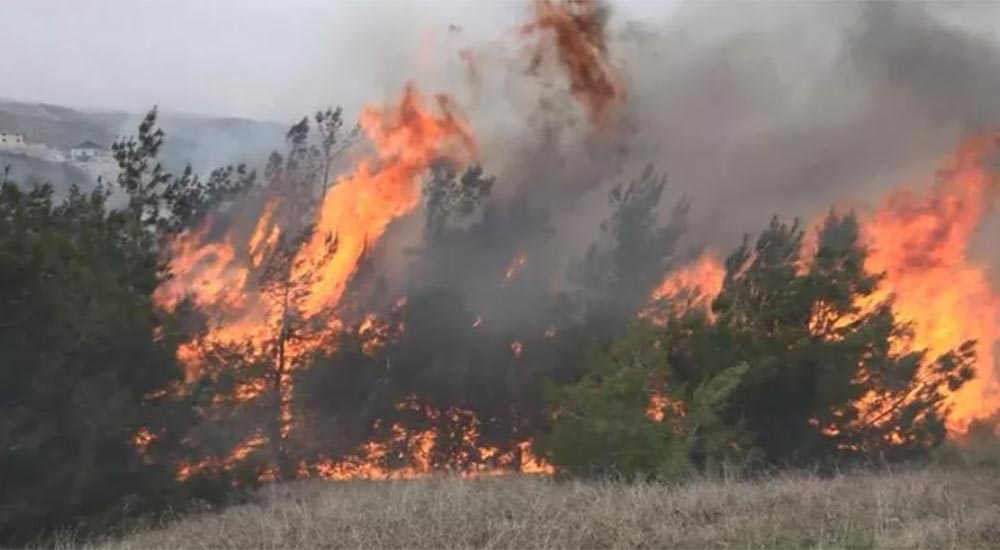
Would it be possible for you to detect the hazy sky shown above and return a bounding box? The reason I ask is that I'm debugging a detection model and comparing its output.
[0,0,676,122]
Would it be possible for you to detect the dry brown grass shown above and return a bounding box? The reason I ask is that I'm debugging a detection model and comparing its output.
[80,468,1000,549]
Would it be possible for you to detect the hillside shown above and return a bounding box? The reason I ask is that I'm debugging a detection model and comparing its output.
[79,469,1000,549]
[0,98,287,187]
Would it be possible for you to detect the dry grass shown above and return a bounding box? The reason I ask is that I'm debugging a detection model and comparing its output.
[79,468,1000,549]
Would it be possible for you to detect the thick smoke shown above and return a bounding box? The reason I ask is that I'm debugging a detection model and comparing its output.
[370,0,1000,320]
[609,1,1000,250]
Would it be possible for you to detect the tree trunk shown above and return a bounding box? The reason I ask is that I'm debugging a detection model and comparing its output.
[269,284,294,480]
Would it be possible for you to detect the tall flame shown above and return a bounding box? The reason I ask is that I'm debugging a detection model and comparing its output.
[296,83,478,317]
[863,134,1000,433]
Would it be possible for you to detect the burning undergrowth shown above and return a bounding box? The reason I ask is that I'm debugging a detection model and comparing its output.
[151,0,1000,483]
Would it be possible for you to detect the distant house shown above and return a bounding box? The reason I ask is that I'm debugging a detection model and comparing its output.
[0,131,66,162]
[0,131,26,148]
[70,140,107,162]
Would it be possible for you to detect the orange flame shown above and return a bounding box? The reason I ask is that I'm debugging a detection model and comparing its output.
[643,251,725,324]
[153,224,247,314]
[248,199,281,268]
[862,134,1000,434]
[303,397,552,480]
[176,433,269,482]
[645,392,686,428]
[132,427,155,457]
[523,0,624,127]
[295,83,477,317]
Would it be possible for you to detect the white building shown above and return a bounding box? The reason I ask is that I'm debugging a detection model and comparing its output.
[70,140,107,162]
[0,131,64,162]
[0,131,25,148]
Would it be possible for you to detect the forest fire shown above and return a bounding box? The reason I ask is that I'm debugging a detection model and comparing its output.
[148,0,997,487]
[145,0,637,484]
[646,135,1000,437]
[23,2,1000,544]
[154,223,246,314]
[154,83,480,480]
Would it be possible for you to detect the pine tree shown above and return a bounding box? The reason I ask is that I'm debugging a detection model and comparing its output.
[569,165,689,336]
[666,212,974,465]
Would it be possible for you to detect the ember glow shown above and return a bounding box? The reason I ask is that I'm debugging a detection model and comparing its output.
[175,433,271,482]
[146,0,999,486]
[510,340,524,358]
[503,251,528,284]
[303,398,552,480]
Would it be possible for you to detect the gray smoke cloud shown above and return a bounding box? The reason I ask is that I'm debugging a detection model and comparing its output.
[461,0,1000,282]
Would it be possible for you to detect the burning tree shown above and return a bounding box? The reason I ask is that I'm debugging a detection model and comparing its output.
[541,211,977,477]
[684,213,975,462]
[256,225,338,479]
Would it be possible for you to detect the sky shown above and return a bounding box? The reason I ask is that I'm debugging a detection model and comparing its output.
[0,0,677,122]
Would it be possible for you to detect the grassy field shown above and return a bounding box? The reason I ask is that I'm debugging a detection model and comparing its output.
[74,468,1000,549]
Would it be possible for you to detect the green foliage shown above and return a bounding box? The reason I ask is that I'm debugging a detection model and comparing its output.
[111,108,170,231]
[0,109,242,543]
[265,106,357,219]
[537,322,751,479]
[423,162,495,241]
[569,165,688,310]
[535,326,687,479]
[161,164,257,233]
[540,212,975,478]
[0,182,183,542]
